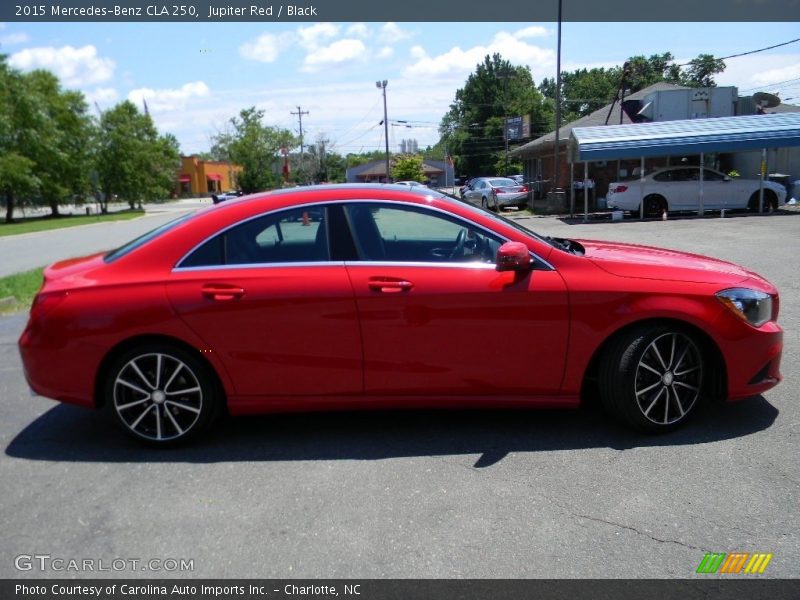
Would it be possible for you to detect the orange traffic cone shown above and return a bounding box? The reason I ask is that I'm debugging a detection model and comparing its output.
[661,209,667,221]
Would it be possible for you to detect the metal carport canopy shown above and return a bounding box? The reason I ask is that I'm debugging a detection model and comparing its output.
[568,112,800,163]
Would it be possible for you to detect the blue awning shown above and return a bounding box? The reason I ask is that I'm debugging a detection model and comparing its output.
[569,112,800,163]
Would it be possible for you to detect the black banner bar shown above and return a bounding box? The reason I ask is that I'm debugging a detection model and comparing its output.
[3,0,800,22]
[4,579,800,600]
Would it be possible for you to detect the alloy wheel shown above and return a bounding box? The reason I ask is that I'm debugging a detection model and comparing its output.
[113,352,204,442]
[634,332,703,425]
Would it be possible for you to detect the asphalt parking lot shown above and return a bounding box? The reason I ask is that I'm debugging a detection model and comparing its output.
[0,210,798,579]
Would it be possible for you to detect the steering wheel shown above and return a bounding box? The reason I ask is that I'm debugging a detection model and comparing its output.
[449,229,467,259]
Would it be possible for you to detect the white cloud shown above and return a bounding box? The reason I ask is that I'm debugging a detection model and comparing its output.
[699,54,800,96]
[297,23,340,50]
[0,31,29,46]
[379,22,413,44]
[377,46,394,60]
[84,87,119,105]
[239,33,293,63]
[128,81,210,112]
[303,39,367,71]
[346,23,370,39]
[9,44,115,86]
[404,32,554,80]
[515,26,550,39]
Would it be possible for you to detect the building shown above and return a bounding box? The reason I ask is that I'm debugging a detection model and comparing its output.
[177,156,243,197]
[510,83,800,209]
[346,159,455,187]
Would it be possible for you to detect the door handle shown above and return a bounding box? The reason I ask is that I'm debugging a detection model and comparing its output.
[201,284,245,301]
[367,278,414,293]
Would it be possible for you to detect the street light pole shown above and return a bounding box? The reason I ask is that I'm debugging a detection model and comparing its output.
[376,80,390,183]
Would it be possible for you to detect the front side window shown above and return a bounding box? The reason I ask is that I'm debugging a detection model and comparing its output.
[180,207,329,268]
[345,203,502,264]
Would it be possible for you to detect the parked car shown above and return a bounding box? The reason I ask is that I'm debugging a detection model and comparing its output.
[461,177,528,210]
[211,190,244,204]
[19,184,782,445]
[607,166,787,217]
[395,181,425,187]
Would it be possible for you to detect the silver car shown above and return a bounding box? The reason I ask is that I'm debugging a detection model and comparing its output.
[461,177,528,210]
[607,166,786,217]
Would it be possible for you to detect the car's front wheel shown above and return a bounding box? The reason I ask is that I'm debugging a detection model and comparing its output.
[642,194,667,218]
[599,325,704,432]
[104,344,220,445]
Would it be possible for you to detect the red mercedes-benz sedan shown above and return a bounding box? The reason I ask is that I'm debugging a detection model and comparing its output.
[18,184,783,445]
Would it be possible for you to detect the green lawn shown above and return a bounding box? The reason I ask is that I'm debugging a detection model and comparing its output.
[0,209,145,237]
[0,267,44,314]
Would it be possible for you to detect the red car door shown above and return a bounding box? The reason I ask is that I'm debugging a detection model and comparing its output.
[343,203,569,397]
[166,206,362,398]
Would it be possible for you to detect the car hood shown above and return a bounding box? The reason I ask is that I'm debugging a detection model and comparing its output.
[578,239,751,284]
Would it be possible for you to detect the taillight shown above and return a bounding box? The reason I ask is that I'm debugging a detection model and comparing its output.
[612,185,628,193]
[520,186,528,192]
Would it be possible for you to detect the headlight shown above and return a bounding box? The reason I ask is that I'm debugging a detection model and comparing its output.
[716,288,773,327]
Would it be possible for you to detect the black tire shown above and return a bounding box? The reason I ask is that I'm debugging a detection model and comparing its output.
[642,194,666,218]
[104,343,220,446]
[599,324,704,433]
[748,191,777,213]
[481,196,488,209]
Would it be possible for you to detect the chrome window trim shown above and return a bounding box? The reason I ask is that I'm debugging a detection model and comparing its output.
[173,198,554,272]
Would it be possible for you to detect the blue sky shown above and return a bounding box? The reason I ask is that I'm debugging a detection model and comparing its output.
[1,21,799,156]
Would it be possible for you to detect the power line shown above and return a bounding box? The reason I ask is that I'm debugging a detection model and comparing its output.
[676,37,800,66]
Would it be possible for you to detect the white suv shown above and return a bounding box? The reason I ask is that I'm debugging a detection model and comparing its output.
[607,166,786,217]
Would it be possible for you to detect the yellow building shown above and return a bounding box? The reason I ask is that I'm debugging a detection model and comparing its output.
[177,156,243,197]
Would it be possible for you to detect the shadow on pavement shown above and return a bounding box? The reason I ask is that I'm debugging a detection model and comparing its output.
[6,396,778,468]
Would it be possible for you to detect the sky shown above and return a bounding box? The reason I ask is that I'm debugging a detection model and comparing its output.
[1,21,799,157]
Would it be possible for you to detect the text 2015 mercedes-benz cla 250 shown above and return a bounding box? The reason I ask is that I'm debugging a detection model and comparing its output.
[19,185,783,445]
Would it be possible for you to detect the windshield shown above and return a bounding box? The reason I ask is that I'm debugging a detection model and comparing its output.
[434,190,552,246]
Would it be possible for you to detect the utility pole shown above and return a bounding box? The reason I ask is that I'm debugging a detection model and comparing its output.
[291,106,309,183]
[376,80,390,183]
[552,0,563,197]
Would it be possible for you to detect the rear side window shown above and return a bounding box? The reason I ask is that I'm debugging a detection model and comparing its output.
[105,213,194,262]
[179,207,330,268]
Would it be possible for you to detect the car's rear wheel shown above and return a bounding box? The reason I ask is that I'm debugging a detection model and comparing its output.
[642,194,667,218]
[748,190,777,213]
[599,325,704,432]
[105,344,219,445]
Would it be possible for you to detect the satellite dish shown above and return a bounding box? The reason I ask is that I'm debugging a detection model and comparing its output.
[753,92,781,109]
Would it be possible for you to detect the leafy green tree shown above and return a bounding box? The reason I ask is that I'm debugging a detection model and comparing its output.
[680,54,726,87]
[96,101,180,211]
[305,135,346,183]
[24,70,93,216]
[439,53,553,177]
[392,154,426,182]
[210,107,295,193]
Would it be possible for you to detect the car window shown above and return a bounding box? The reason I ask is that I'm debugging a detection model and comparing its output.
[703,169,725,181]
[345,203,502,264]
[179,206,329,267]
[488,178,515,186]
[106,213,195,262]
[653,171,673,182]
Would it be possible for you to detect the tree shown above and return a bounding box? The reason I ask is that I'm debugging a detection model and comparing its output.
[210,107,295,193]
[392,155,426,182]
[439,53,553,177]
[680,54,726,87]
[305,134,346,183]
[96,101,180,212]
[24,70,93,216]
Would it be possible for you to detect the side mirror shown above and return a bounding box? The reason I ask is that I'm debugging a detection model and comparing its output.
[496,242,532,272]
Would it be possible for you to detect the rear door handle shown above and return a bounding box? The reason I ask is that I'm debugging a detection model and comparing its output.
[367,278,414,293]
[201,284,245,301]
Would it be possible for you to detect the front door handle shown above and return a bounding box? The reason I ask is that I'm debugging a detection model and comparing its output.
[201,284,245,301]
[367,278,414,293]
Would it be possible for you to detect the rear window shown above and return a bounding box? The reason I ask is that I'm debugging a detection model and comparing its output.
[488,178,516,186]
[105,213,194,262]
